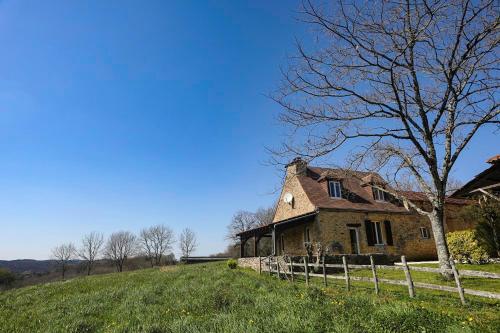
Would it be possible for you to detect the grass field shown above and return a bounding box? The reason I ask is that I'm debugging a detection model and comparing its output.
[0,262,499,333]
[345,263,500,293]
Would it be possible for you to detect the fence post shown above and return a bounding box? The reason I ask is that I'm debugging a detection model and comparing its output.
[322,256,328,287]
[290,259,295,283]
[304,256,309,287]
[342,255,350,291]
[449,258,466,305]
[268,257,272,276]
[258,256,262,275]
[276,259,280,279]
[370,255,379,295]
[401,255,415,298]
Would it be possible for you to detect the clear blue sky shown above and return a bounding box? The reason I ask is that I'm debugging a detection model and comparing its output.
[0,0,495,260]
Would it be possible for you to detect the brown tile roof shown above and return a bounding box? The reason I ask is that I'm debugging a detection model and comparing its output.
[299,167,408,213]
[397,191,472,205]
[299,167,470,212]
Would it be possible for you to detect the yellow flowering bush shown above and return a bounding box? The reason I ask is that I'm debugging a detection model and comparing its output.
[447,230,489,264]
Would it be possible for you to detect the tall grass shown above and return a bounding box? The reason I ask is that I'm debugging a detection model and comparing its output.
[0,262,498,333]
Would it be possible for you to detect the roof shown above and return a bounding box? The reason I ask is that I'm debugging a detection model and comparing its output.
[487,155,500,164]
[236,211,319,238]
[398,191,471,205]
[299,167,408,213]
[298,166,470,212]
[451,155,500,198]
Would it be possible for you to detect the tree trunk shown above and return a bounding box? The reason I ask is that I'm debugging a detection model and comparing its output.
[428,208,452,278]
[87,263,91,275]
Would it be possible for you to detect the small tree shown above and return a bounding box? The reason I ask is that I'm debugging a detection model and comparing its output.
[0,268,16,287]
[78,231,104,275]
[179,228,198,258]
[51,243,76,279]
[105,231,136,272]
[461,200,500,257]
[139,225,175,267]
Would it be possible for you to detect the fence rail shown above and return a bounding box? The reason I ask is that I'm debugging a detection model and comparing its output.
[261,255,500,304]
[287,262,500,279]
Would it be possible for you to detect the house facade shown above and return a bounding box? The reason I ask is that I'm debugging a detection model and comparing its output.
[238,158,474,261]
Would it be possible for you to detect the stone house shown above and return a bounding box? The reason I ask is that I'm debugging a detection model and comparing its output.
[238,158,473,261]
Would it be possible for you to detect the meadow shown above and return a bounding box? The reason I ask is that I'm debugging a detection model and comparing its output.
[0,262,499,333]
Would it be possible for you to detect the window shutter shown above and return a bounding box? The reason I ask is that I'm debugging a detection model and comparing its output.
[384,220,393,246]
[365,220,375,246]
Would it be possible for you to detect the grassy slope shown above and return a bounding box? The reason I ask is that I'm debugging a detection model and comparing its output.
[0,263,498,333]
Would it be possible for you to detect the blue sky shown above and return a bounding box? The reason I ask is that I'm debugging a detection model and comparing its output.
[0,0,496,260]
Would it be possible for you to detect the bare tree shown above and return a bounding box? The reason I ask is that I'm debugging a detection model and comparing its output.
[226,206,275,244]
[254,206,276,226]
[226,210,260,243]
[105,231,136,272]
[274,0,499,275]
[179,228,198,258]
[51,243,76,279]
[139,225,175,267]
[78,232,104,275]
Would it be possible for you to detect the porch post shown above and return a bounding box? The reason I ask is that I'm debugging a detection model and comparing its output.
[240,237,246,258]
[272,227,276,255]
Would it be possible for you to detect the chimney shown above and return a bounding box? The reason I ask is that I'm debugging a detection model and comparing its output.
[286,157,308,176]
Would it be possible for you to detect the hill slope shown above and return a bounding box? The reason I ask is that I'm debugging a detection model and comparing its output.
[0,262,498,333]
[0,259,57,274]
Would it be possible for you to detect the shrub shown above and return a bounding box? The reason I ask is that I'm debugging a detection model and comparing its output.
[447,230,489,264]
[0,268,16,286]
[226,259,237,269]
[461,201,500,257]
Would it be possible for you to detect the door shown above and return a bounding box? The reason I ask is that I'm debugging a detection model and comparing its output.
[349,228,360,254]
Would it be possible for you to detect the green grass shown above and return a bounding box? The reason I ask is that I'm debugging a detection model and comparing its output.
[410,262,500,274]
[346,263,500,293]
[0,263,499,333]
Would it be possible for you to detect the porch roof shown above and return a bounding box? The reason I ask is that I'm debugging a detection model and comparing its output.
[236,211,318,239]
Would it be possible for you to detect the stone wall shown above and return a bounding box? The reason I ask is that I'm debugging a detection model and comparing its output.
[273,166,316,223]
[238,256,290,273]
[275,210,439,260]
[238,257,263,272]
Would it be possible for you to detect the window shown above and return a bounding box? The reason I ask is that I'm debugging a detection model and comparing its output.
[420,227,430,239]
[280,234,285,252]
[384,220,394,246]
[304,227,310,243]
[365,220,384,246]
[374,222,383,244]
[328,181,342,198]
[373,188,386,201]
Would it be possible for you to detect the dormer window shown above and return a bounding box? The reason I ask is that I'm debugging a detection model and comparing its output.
[328,180,342,198]
[373,188,386,201]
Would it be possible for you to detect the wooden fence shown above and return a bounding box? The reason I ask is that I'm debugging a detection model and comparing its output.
[258,255,500,305]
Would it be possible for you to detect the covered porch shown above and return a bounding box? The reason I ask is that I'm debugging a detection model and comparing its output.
[237,211,318,258]
[237,224,273,258]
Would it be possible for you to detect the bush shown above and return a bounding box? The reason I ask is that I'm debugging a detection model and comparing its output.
[461,201,500,257]
[226,259,237,269]
[447,230,489,264]
[0,268,16,286]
